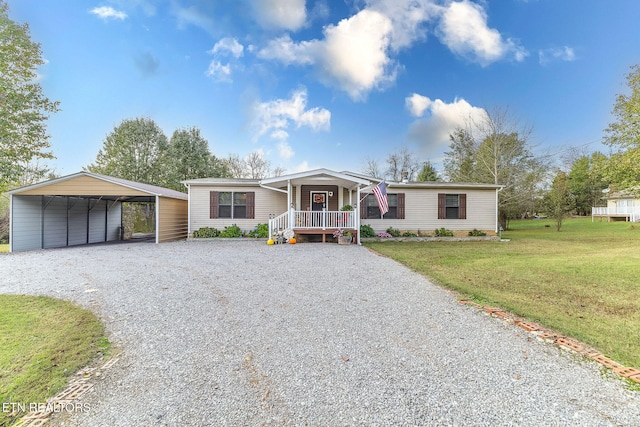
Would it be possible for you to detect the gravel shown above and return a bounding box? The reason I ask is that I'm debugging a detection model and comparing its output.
[1,240,639,426]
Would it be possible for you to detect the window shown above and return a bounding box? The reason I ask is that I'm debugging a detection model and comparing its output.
[210,191,255,219]
[362,193,405,219]
[438,193,466,219]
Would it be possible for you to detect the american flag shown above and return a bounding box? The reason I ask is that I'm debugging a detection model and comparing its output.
[373,181,389,216]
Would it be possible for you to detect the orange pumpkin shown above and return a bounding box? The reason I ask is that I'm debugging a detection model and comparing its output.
[289,238,297,244]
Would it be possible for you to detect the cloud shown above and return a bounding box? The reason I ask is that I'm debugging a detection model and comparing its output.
[539,46,576,65]
[277,140,295,159]
[405,93,431,117]
[436,0,528,65]
[205,61,232,82]
[173,4,215,35]
[134,52,159,77]
[259,9,396,101]
[406,95,488,155]
[364,0,437,50]
[251,89,331,159]
[249,0,307,31]
[210,37,244,58]
[89,6,127,21]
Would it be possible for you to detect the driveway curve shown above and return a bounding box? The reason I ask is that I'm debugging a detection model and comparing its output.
[1,241,639,426]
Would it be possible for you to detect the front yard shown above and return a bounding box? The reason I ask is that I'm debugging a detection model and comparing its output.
[365,218,640,369]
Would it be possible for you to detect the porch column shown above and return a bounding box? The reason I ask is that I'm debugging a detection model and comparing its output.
[338,186,344,208]
[287,179,292,228]
[356,187,361,245]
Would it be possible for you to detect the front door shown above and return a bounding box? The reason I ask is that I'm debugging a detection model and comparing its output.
[311,191,327,211]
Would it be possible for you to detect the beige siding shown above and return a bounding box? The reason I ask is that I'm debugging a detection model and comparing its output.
[189,185,287,232]
[19,175,150,196]
[157,196,189,242]
[363,188,498,234]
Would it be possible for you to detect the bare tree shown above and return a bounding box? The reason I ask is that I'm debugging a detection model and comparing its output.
[361,157,383,179]
[386,146,419,181]
[245,150,270,179]
[272,166,286,177]
[225,153,247,178]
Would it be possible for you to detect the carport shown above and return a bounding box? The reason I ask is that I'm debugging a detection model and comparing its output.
[8,171,188,252]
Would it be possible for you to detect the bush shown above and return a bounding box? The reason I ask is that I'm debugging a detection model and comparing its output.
[386,227,401,237]
[193,227,220,238]
[247,223,269,238]
[219,224,244,238]
[434,227,454,237]
[401,231,417,237]
[468,229,487,237]
[360,224,376,238]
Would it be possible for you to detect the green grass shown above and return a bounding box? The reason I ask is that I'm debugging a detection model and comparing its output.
[365,217,640,369]
[0,245,8,253]
[0,295,109,427]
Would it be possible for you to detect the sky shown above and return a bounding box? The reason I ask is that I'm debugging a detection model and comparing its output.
[7,0,640,177]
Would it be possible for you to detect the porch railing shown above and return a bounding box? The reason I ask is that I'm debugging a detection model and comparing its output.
[592,206,640,222]
[269,210,356,237]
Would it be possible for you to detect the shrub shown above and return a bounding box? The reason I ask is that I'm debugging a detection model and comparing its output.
[193,227,220,238]
[340,204,354,211]
[434,227,454,237]
[401,231,417,237]
[386,227,401,237]
[247,223,269,238]
[360,224,376,238]
[219,224,244,238]
[468,229,487,237]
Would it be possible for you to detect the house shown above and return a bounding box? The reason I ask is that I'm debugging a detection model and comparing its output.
[8,171,188,252]
[592,189,640,222]
[183,169,503,244]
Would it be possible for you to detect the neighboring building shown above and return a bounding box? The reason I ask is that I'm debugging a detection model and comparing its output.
[592,189,640,222]
[183,169,503,244]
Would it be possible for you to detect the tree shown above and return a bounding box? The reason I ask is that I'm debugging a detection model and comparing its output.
[225,153,247,178]
[0,1,59,192]
[416,161,440,182]
[567,152,608,216]
[361,157,383,179]
[385,146,419,181]
[87,118,169,186]
[601,64,640,191]
[543,171,575,231]
[245,150,270,179]
[444,107,547,228]
[166,127,229,191]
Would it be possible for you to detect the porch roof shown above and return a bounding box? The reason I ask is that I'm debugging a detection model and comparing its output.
[260,168,371,190]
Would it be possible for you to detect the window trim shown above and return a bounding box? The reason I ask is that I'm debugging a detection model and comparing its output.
[209,191,255,219]
[438,193,466,220]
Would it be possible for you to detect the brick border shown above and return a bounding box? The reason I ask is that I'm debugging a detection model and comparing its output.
[458,299,640,384]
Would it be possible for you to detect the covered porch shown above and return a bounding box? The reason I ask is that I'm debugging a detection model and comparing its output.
[260,169,372,244]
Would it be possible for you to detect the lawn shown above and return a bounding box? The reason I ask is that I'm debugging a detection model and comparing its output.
[365,217,640,369]
[0,295,109,427]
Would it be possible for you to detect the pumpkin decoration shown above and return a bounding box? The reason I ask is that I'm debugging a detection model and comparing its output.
[267,239,275,245]
[289,237,296,244]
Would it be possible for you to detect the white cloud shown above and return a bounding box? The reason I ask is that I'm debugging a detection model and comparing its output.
[277,140,295,159]
[405,93,432,117]
[436,0,528,66]
[249,0,307,31]
[211,38,244,58]
[89,6,127,21]
[364,0,437,50]
[205,61,232,82]
[251,89,331,152]
[539,46,576,65]
[259,9,396,101]
[407,96,488,155]
[173,4,215,35]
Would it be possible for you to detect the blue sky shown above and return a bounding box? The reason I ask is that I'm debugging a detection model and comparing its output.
[7,0,640,177]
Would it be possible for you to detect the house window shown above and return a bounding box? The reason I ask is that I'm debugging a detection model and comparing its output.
[210,191,255,219]
[438,193,466,220]
[362,193,405,219]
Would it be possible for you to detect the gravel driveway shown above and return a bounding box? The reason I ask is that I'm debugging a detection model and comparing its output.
[1,240,639,426]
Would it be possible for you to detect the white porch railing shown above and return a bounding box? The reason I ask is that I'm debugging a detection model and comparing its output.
[269,210,356,237]
[592,206,640,222]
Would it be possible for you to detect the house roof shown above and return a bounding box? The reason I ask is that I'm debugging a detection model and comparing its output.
[7,171,188,200]
[260,168,371,189]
